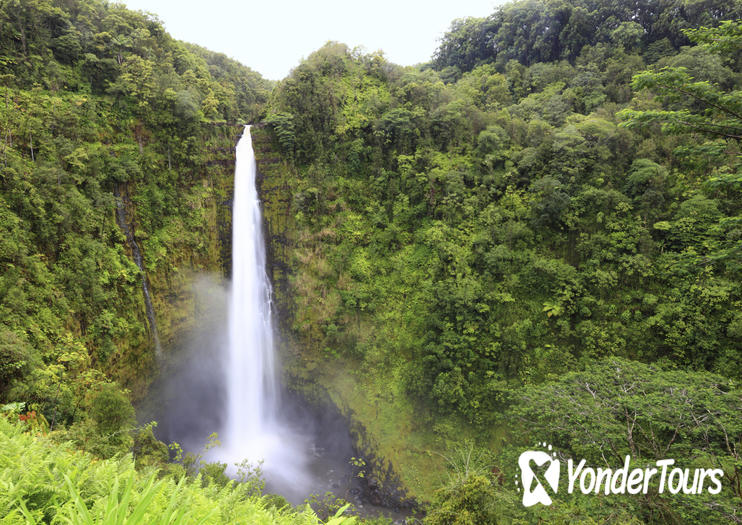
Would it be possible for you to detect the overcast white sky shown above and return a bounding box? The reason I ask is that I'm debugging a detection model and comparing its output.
[119,0,500,80]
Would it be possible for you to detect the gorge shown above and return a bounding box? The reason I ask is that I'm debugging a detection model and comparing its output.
[0,0,740,523]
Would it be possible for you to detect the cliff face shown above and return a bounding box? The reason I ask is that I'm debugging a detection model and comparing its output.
[145,125,241,344]
[251,126,429,506]
[117,125,243,397]
[251,126,298,326]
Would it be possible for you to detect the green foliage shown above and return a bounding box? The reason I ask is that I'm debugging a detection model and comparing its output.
[511,358,742,467]
[264,4,742,428]
[0,417,357,524]
[1,0,741,521]
[621,66,742,140]
[0,0,269,424]
[424,442,510,525]
[258,4,742,518]
[0,329,35,395]
[264,111,296,155]
[432,0,742,73]
[495,358,742,523]
[620,20,742,147]
[425,359,742,523]
[424,474,501,525]
[131,422,169,470]
[305,493,355,522]
[90,383,135,436]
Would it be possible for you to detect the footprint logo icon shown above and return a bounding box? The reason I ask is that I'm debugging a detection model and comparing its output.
[517,443,560,507]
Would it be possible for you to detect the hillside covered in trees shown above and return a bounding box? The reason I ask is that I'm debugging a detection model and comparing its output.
[261,0,742,521]
[1,0,741,523]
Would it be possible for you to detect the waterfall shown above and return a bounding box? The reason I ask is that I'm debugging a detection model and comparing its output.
[161,125,357,506]
[223,125,278,450]
[214,123,317,492]
[113,184,162,361]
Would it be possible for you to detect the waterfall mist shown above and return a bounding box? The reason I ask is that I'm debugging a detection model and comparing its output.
[139,274,228,453]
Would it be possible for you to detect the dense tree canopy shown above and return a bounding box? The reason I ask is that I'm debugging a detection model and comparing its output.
[432,0,742,77]
[265,30,741,422]
[261,4,742,521]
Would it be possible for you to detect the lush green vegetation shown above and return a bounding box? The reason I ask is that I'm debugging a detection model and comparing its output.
[260,1,742,521]
[432,0,742,76]
[0,412,356,524]
[1,0,741,522]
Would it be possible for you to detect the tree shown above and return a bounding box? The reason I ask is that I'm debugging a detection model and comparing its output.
[620,21,742,143]
[505,358,742,522]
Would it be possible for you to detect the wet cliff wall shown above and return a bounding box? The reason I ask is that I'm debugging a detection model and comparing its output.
[117,124,244,397]
[252,125,424,508]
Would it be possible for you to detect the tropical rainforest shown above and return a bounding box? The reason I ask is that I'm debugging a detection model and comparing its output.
[0,0,741,523]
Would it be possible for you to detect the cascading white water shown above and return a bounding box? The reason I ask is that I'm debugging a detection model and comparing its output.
[224,125,278,447]
[218,126,308,493]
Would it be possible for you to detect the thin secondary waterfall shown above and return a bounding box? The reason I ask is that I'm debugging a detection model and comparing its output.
[113,185,162,361]
[223,125,278,453]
